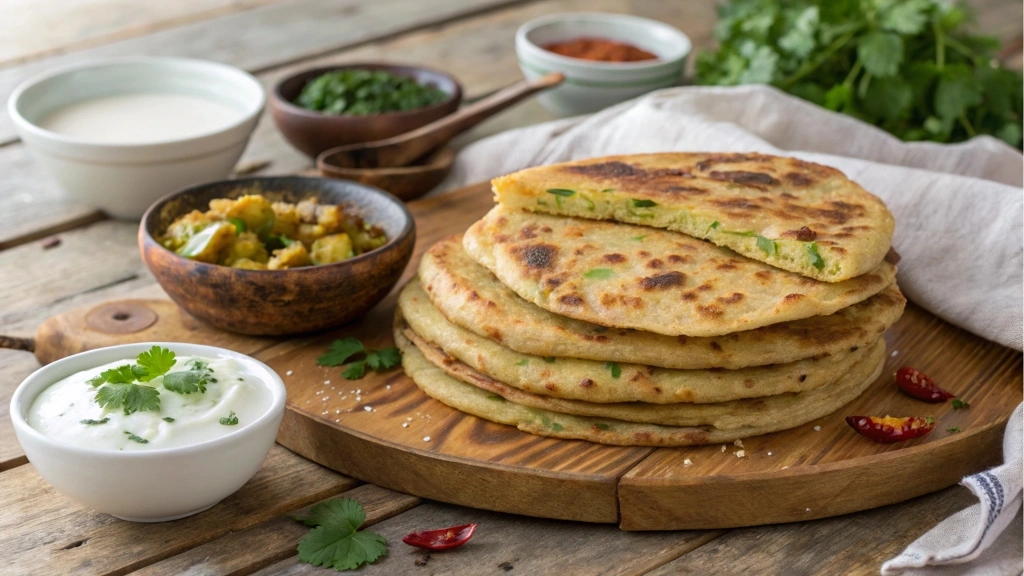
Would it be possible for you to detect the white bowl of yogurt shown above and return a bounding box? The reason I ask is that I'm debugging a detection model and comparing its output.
[9,342,285,522]
[8,57,265,219]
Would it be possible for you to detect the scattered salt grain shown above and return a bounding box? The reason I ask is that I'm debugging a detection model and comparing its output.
[386,384,391,389]
[806,508,811,512]
[891,350,899,357]
[781,466,789,470]
[364,406,372,412]
[767,452,773,456]
[324,380,330,385]
[335,410,340,414]
[355,396,361,402]
[286,370,293,376]
[407,417,413,421]
[813,426,821,432]
[721,445,726,452]
[316,390,322,395]
[733,439,744,448]
[735,450,745,458]
[402,423,409,428]
[321,396,330,401]
[423,436,431,442]
[683,459,693,466]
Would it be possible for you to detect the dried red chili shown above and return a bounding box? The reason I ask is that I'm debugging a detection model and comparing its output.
[846,415,936,444]
[542,37,658,63]
[894,367,954,402]
[402,523,477,551]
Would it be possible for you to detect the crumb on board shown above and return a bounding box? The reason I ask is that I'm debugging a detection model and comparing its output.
[423,436,431,442]
[402,423,409,428]
[733,439,743,448]
[386,384,392,389]
[721,445,726,453]
[286,370,293,376]
[813,425,821,432]
[767,452,773,456]
[735,450,745,458]
[683,458,693,466]
[891,350,899,357]
[364,406,373,412]
[806,508,811,512]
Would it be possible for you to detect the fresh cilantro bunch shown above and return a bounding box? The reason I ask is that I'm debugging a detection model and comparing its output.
[317,337,402,380]
[696,0,1023,147]
[294,498,387,571]
[88,347,214,415]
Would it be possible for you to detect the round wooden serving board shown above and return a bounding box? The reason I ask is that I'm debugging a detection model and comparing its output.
[31,184,1023,530]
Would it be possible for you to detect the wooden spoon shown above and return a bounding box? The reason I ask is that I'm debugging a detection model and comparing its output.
[317,72,564,170]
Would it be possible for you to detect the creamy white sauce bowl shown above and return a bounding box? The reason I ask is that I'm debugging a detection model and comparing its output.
[8,57,265,219]
[9,342,286,522]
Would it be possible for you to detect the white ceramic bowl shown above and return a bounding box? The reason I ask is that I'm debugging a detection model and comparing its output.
[9,342,286,522]
[8,57,265,219]
[516,13,691,116]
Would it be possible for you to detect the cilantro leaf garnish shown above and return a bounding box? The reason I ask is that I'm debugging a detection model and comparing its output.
[163,417,175,423]
[756,235,778,256]
[947,427,961,434]
[806,242,825,270]
[320,338,401,381]
[951,398,970,410]
[584,268,614,279]
[135,346,176,382]
[546,188,575,197]
[80,418,109,426]
[318,337,365,367]
[630,235,646,242]
[89,365,137,387]
[294,498,387,571]
[605,361,622,379]
[96,383,161,415]
[220,411,239,425]
[163,370,210,394]
[124,431,149,444]
[632,199,657,208]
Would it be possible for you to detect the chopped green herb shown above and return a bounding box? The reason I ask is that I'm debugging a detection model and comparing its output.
[756,235,778,255]
[707,221,721,234]
[632,199,657,208]
[219,411,239,426]
[946,427,961,433]
[600,188,615,193]
[543,357,557,364]
[550,422,564,432]
[185,358,209,371]
[162,417,175,423]
[605,361,622,379]
[487,394,505,402]
[124,431,149,444]
[580,194,596,211]
[546,188,576,197]
[584,268,615,279]
[294,498,387,571]
[80,418,109,426]
[226,217,247,234]
[537,199,548,206]
[630,235,646,242]
[951,398,970,409]
[595,422,611,431]
[592,326,608,333]
[516,359,528,366]
[806,242,825,270]
[297,69,447,116]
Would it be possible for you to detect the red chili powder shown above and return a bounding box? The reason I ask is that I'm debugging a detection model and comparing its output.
[542,36,658,63]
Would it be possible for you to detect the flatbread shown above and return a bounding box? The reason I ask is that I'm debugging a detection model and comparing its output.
[421,234,905,369]
[398,280,874,404]
[396,328,885,447]
[493,152,895,282]
[463,206,897,337]
[403,325,884,430]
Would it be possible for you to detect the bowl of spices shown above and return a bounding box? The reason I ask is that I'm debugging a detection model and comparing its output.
[270,63,462,158]
[515,13,691,116]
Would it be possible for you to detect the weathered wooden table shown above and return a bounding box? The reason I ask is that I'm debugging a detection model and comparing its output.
[1,1,1021,574]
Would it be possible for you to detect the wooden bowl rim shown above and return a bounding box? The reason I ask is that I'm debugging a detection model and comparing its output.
[270,62,463,122]
[139,175,416,276]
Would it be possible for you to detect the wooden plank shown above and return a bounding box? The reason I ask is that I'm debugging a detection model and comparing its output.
[134,484,420,576]
[0,350,38,471]
[0,0,283,67]
[0,445,358,576]
[617,304,1022,529]
[253,502,722,576]
[645,486,977,576]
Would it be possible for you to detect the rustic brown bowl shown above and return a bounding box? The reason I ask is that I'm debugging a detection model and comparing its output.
[317,146,454,201]
[270,63,462,158]
[139,176,415,335]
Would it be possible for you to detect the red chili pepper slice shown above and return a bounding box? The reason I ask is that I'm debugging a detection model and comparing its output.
[402,523,477,551]
[846,415,936,444]
[894,367,955,402]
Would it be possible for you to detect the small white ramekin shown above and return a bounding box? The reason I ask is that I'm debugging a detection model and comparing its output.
[10,342,286,522]
[8,57,265,219]
[516,12,691,117]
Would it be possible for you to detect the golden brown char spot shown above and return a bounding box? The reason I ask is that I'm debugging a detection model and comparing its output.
[783,172,814,186]
[602,253,627,264]
[783,293,805,302]
[695,153,767,171]
[653,386,662,394]
[708,170,778,188]
[715,260,740,271]
[637,250,651,258]
[799,374,807,382]
[684,290,701,300]
[578,333,609,343]
[710,198,762,211]
[667,254,689,264]
[519,226,537,240]
[829,246,848,255]
[600,293,644,309]
[716,292,744,305]
[494,234,510,243]
[885,247,901,265]
[697,304,724,318]
[677,335,688,345]
[646,258,664,269]
[709,341,722,351]
[540,370,552,378]
[484,326,502,342]
[563,160,642,178]
[563,226,585,238]
[743,379,756,389]
[559,294,583,306]
[579,378,595,388]
[540,226,552,233]
[511,243,558,270]
[639,271,686,290]
[469,290,480,300]
[753,270,773,280]
[545,382,556,391]
[495,216,508,226]
[545,275,567,289]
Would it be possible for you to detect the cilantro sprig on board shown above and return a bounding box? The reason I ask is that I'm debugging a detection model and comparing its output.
[696,0,1022,148]
[293,498,387,571]
[317,337,402,380]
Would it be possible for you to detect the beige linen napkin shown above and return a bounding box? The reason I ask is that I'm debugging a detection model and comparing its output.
[438,85,1024,352]
[437,85,1024,573]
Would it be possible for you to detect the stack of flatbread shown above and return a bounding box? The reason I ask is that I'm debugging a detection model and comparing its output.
[395,153,904,446]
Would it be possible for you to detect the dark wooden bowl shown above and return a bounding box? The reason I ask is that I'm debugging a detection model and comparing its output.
[139,176,415,335]
[270,63,462,158]
[317,146,454,201]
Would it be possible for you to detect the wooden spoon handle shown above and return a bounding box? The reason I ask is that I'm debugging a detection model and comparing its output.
[324,72,563,169]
